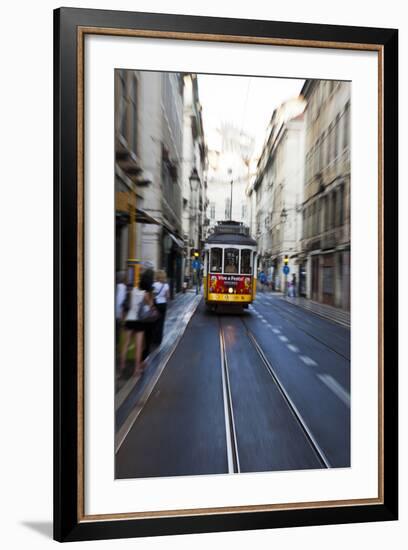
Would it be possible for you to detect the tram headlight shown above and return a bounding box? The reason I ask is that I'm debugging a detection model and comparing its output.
[228,287,233,294]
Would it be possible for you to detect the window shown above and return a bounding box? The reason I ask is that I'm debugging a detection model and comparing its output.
[324,196,329,231]
[241,203,247,219]
[314,201,319,235]
[326,124,332,166]
[319,197,325,233]
[118,72,128,141]
[210,248,222,273]
[224,248,239,274]
[320,133,326,171]
[339,185,345,226]
[306,151,311,182]
[343,102,350,150]
[331,120,337,161]
[311,203,316,236]
[129,75,138,154]
[313,144,318,175]
[329,192,336,228]
[334,114,340,160]
[240,249,252,274]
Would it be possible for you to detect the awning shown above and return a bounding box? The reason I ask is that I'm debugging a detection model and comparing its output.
[115,208,161,226]
[135,209,161,225]
[167,232,185,249]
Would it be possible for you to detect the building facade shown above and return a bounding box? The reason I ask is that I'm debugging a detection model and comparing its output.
[115,69,154,282]
[299,80,350,309]
[252,98,306,290]
[181,74,207,282]
[115,69,192,295]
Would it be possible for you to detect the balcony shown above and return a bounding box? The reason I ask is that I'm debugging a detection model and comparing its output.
[115,135,142,182]
[322,226,344,250]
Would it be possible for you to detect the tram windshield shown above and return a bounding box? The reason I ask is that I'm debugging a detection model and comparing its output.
[240,249,252,274]
[224,248,239,274]
[210,248,222,273]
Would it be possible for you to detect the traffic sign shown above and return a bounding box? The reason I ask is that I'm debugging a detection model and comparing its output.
[283,265,290,275]
[192,259,201,271]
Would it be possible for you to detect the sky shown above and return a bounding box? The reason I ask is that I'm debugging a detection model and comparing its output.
[197,74,305,161]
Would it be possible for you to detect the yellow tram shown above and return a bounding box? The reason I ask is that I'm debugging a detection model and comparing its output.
[203,221,257,311]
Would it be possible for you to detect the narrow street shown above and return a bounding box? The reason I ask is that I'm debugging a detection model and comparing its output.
[115,294,350,478]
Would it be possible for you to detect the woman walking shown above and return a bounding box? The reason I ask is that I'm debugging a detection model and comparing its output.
[120,268,154,377]
[115,271,127,350]
[152,270,170,346]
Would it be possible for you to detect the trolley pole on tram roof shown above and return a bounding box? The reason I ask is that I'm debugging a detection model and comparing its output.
[228,168,233,220]
[230,179,233,220]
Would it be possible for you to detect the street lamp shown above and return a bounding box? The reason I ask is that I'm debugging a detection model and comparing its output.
[280,208,288,223]
[189,168,201,248]
[189,168,201,292]
[280,209,290,295]
[189,167,200,189]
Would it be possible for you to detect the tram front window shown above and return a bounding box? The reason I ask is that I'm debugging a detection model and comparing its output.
[241,249,252,274]
[210,248,222,273]
[224,248,239,273]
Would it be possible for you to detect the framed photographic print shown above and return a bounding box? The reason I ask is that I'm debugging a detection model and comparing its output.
[54,7,398,542]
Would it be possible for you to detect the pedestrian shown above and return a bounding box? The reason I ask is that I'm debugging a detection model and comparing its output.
[259,270,267,291]
[139,268,155,361]
[115,271,127,350]
[119,268,155,377]
[291,274,297,298]
[152,269,170,346]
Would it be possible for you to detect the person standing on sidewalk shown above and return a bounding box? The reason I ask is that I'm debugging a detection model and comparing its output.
[115,271,127,349]
[291,273,297,298]
[259,270,267,292]
[152,269,170,346]
[120,268,154,377]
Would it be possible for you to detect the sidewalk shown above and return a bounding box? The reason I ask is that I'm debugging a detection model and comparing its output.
[282,295,350,327]
[115,290,201,448]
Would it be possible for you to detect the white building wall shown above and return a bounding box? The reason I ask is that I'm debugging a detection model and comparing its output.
[181,76,194,244]
[137,71,163,269]
[280,118,305,270]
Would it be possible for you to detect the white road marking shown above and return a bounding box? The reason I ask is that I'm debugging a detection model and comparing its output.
[261,319,267,323]
[318,374,350,408]
[279,335,289,342]
[272,328,280,334]
[287,344,299,353]
[300,355,318,367]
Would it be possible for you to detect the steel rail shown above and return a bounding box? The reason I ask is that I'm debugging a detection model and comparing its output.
[241,318,331,469]
[218,318,241,474]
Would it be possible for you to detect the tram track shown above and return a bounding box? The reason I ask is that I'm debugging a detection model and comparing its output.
[240,317,331,469]
[218,318,241,473]
[218,314,330,472]
[254,298,350,362]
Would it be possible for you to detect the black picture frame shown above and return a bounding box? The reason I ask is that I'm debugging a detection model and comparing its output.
[54,7,398,542]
